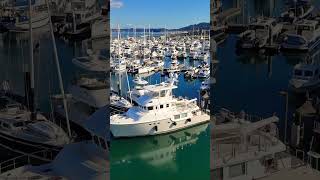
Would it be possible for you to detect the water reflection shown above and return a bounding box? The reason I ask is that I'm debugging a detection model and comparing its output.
[111,123,209,180]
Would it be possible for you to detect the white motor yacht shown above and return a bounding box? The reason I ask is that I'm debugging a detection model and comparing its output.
[111,78,210,137]
[110,92,132,110]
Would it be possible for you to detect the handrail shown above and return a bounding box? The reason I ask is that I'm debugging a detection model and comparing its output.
[212,105,270,122]
[0,148,57,174]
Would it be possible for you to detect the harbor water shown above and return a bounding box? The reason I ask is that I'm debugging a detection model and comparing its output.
[213,0,320,140]
[110,123,210,180]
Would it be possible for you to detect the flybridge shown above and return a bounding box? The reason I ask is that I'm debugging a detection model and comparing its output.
[144,82,178,92]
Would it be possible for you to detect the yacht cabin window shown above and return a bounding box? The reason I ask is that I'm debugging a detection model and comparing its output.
[139,106,147,110]
[166,104,170,107]
[160,90,166,97]
[160,105,164,109]
[148,106,153,110]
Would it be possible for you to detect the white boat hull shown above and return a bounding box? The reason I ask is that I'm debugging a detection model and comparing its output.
[138,66,155,74]
[111,113,210,137]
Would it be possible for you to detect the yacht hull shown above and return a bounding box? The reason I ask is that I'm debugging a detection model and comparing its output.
[138,67,155,74]
[0,130,62,149]
[111,114,210,138]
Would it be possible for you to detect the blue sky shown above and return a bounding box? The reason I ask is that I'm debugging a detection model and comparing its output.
[110,0,210,29]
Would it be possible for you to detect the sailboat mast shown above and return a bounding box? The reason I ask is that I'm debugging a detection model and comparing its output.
[116,24,122,95]
[134,25,136,40]
[45,0,72,138]
[28,0,35,121]
[144,26,146,59]
[117,24,120,57]
[149,24,151,41]
[165,24,167,41]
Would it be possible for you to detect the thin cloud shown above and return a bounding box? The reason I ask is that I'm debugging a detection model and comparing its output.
[111,0,123,8]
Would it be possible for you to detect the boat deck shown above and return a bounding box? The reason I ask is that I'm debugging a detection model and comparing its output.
[260,165,320,180]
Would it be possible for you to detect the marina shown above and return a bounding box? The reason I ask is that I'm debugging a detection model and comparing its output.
[211,0,320,179]
[2,0,320,179]
[0,0,109,179]
[110,0,212,179]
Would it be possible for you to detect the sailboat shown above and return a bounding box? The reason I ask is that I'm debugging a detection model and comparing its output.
[0,0,71,148]
[113,25,127,73]
[0,106,109,180]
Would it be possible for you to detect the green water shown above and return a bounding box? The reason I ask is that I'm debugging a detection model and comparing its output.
[110,123,210,180]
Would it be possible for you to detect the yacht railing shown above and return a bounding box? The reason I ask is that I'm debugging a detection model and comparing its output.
[0,149,57,174]
[211,106,270,123]
[110,107,126,116]
[212,119,282,166]
[213,135,276,156]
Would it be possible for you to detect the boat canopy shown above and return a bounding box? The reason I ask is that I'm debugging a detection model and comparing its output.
[83,106,108,140]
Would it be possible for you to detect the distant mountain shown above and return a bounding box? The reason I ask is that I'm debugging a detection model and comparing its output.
[112,22,210,32]
[173,22,210,31]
